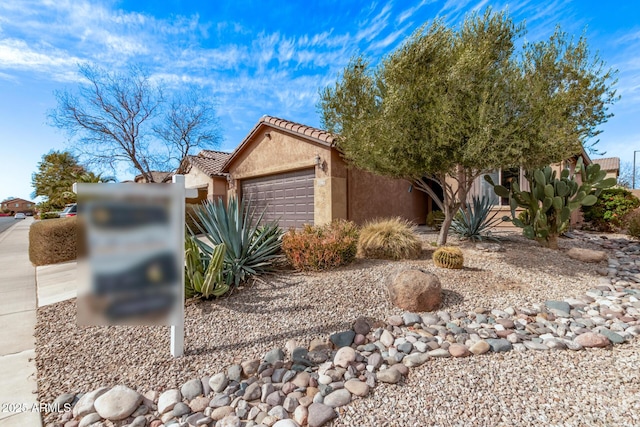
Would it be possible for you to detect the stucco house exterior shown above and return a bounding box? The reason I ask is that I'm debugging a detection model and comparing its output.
[183,150,231,204]
[219,116,427,229]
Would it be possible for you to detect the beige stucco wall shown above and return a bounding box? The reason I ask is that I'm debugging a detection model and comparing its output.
[346,167,427,225]
[184,164,227,204]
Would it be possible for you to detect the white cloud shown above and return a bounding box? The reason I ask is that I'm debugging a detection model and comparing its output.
[369,24,412,51]
[397,0,433,24]
[0,38,81,71]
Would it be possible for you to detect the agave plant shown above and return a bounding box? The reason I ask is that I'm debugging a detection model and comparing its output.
[191,196,283,288]
[450,195,502,241]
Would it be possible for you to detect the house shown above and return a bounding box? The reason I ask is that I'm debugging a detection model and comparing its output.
[1,198,35,214]
[183,150,231,204]
[592,157,620,181]
[219,116,427,229]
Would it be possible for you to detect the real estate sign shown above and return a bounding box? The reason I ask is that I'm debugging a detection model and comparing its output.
[75,176,194,357]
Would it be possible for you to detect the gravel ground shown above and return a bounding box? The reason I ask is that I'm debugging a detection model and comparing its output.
[35,230,639,426]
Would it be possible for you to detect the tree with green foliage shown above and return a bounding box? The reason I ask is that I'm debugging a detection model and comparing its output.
[31,151,86,209]
[319,9,618,245]
[49,64,222,182]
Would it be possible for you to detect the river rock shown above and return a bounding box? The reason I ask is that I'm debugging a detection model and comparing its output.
[307,403,337,427]
[94,385,142,421]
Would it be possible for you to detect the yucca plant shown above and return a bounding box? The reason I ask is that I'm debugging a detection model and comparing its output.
[184,235,228,299]
[450,196,502,241]
[191,196,283,288]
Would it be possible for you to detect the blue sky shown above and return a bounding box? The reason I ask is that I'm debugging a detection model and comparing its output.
[1,0,639,202]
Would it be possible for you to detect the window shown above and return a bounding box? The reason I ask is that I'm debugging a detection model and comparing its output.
[480,167,524,206]
[15,203,19,207]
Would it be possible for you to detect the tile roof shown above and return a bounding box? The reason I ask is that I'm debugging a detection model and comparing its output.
[134,171,173,183]
[260,116,336,145]
[221,115,336,172]
[188,150,231,177]
[592,157,620,172]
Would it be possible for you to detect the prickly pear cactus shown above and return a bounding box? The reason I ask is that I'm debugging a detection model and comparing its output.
[485,158,616,249]
[433,246,464,269]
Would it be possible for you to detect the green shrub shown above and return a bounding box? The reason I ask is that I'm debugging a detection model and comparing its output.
[426,211,445,230]
[626,210,640,239]
[192,196,283,288]
[433,246,464,269]
[451,196,502,241]
[357,217,422,260]
[282,220,359,271]
[41,212,60,220]
[582,188,640,231]
[29,217,78,266]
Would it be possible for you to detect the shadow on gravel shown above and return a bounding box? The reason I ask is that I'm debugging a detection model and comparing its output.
[186,321,352,356]
[441,289,464,308]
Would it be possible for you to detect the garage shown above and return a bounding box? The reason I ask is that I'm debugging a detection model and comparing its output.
[241,168,315,229]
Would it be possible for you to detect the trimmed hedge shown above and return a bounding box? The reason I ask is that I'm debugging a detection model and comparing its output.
[29,217,79,266]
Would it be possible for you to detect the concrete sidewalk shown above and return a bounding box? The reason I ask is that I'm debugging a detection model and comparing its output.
[0,218,42,427]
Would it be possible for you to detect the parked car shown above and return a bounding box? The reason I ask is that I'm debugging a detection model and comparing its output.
[14,213,25,219]
[59,203,77,218]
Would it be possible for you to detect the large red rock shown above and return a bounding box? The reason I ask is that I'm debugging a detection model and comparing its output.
[388,269,442,312]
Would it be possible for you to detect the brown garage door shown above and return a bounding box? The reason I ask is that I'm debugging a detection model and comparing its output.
[241,168,315,229]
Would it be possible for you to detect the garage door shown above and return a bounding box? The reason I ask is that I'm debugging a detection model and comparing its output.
[241,168,315,229]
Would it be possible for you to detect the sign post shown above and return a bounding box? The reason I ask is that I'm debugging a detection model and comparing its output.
[171,175,195,357]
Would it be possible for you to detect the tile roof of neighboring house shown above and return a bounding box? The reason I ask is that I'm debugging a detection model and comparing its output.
[134,171,174,183]
[188,150,231,177]
[222,115,336,172]
[592,157,620,172]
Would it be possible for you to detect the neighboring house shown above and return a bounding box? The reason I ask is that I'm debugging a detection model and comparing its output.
[134,171,174,183]
[221,116,427,229]
[592,157,620,181]
[1,198,35,214]
[183,150,231,204]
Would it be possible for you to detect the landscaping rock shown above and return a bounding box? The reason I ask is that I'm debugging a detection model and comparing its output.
[307,403,337,427]
[93,385,142,421]
[181,378,203,400]
[567,248,608,263]
[469,340,490,355]
[209,373,228,394]
[376,369,401,384]
[344,379,369,397]
[388,269,442,312]
[575,332,611,348]
[353,317,371,335]
[333,346,356,368]
[486,339,512,353]
[73,387,110,418]
[264,348,285,364]
[330,330,356,348]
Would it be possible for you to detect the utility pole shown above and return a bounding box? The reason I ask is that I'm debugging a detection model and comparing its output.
[634,150,640,189]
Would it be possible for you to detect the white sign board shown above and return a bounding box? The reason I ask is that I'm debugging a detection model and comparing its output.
[75,175,194,357]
